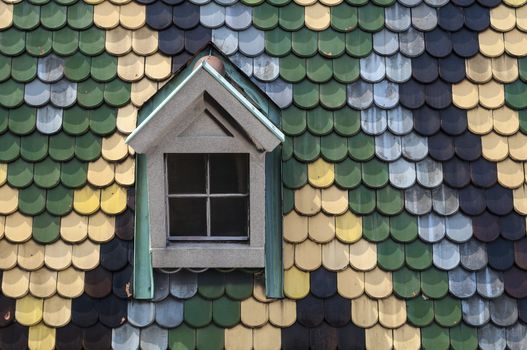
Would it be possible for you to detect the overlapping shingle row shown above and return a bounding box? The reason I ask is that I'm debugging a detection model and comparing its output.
[1,0,527,349]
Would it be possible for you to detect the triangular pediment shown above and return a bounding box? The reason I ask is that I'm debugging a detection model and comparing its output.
[179,110,233,138]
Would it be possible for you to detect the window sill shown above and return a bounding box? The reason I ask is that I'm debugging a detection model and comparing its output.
[151,244,264,268]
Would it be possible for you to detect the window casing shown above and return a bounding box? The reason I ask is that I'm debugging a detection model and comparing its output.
[165,153,250,241]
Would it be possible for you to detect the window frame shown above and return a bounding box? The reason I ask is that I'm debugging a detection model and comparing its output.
[164,153,250,242]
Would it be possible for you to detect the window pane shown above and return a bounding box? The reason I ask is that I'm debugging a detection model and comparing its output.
[210,154,248,194]
[169,198,207,237]
[166,154,206,194]
[210,197,248,237]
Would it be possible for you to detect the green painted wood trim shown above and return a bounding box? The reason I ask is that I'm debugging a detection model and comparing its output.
[265,148,284,298]
[133,154,154,299]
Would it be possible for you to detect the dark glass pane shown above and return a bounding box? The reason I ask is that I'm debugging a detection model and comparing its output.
[210,197,248,237]
[169,198,206,237]
[166,154,206,194]
[210,154,249,194]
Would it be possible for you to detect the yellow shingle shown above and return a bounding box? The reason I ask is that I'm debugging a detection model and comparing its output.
[268,299,296,327]
[0,184,18,215]
[2,267,29,298]
[106,27,132,56]
[466,54,492,84]
[73,187,101,215]
[60,212,88,243]
[479,30,505,58]
[118,53,145,82]
[493,106,519,135]
[224,325,252,350]
[305,3,330,31]
[57,267,84,299]
[28,323,55,350]
[321,186,348,215]
[322,239,350,271]
[393,325,421,350]
[253,324,281,350]
[88,211,116,243]
[378,295,406,329]
[87,158,115,187]
[294,239,322,271]
[490,5,516,32]
[4,212,32,243]
[0,239,17,270]
[16,295,43,326]
[72,239,100,270]
[467,107,493,135]
[18,240,45,271]
[145,53,173,81]
[307,158,334,188]
[132,26,159,56]
[452,80,479,110]
[93,2,120,29]
[504,28,527,57]
[335,211,362,243]
[337,267,365,299]
[0,2,13,30]
[349,239,377,271]
[365,325,393,350]
[43,295,71,327]
[284,266,310,299]
[240,297,269,327]
[101,183,127,215]
[364,267,392,298]
[283,211,308,243]
[29,268,57,298]
[308,212,335,243]
[478,81,504,109]
[294,185,321,215]
[352,294,378,328]
[119,2,146,30]
[497,159,525,188]
[481,132,509,161]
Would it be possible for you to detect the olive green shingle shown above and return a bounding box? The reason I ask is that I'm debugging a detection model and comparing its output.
[421,267,449,299]
[19,184,46,215]
[293,132,320,162]
[335,158,361,189]
[393,267,420,299]
[348,184,375,215]
[283,157,307,189]
[362,212,389,242]
[32,212,60,244]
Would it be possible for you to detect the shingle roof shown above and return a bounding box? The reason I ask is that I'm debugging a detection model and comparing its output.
[1,0,527,349]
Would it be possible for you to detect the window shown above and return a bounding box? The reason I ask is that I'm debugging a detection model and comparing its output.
[166,153,249,241]
[126,55,284,269]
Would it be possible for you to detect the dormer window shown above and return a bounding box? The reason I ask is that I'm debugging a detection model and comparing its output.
[166,153,249,241]
[126,53,283,270]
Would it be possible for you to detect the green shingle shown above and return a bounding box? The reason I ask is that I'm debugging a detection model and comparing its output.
[7,158,34,188]
[266,28,292,57]
[282,157,307,189]
[104,79,131,107]
[60,158,87,188]
[358,4,384,32]
[184,295,213,328]
[362,212,389,242]
[198,271,226,299]
[18,184,46,215]
[292,28,317,58]
[421,267,449,299]
[74,131,101,161]
[79,26,105,56]
[390,212,418,242]
[11,54,37,83]
[0,80,24,108]
[225,272,253,300]
[9,105,36,135]
[90,105,116,136]
[283,186,294,214]
[278,3,304,31]
[345,30,372,58]
[505,80,527,110]
[293,132,320,162]
[46,184,73,216]
[196,325,224,350]
[331,3,357,32]
[376,186,403,215]
[212,296,240,327]
[64,52,91,82]
[26,28,52,57]
[293,79,319,109]
[20,133,48,162]
[306,107,332,135]
[169,324,196,350]
[348,132,374,161]
[40,2,67,30]
[320,133,348,162]
[52,27,79,56]
[63,106,90,135]
[349,184,375,214]
[393,267,420,299]
[92,53,117,82]
[34,158,60,188]
[421,323,450,350]
[318,29,345,58]
[0,55,10,82]
[406,297,434,327]
[320,80,346,110]
[13,2,40,31]
[405,240,432,270]
[434,296,461,327]
[306,55,332,83]
[0,28,26,56]
[333,108,359,136]
[32,212,60,244]
[377,238,404,271]
[282,105,306,136]
[67,1,93,30]
[253,3,279,30]
[77,79,104,108]
[362,159,388,188]
[0,132,20,162]
[333,55,359,83]
[279,54,306,83]
[450,323,478,350]
[334,158,361,189]
[0,107,8,134]
[282,135,293,160]
[49,132,75,161]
